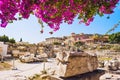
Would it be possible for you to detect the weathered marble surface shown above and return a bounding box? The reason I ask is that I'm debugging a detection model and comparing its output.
[56,51,98,77]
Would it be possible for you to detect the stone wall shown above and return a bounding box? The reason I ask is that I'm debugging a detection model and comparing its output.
[56,51,98,77]
[6,43,38,56]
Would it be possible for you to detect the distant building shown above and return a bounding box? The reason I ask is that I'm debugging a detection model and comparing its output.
[91,34,109,43]
[0,42,8,58]
[64,33,92,46]
[70,33,109,44]
[42,33,109,46]
[45,37,64,44]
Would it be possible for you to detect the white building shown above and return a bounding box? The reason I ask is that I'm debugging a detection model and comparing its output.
[0,42,8,57]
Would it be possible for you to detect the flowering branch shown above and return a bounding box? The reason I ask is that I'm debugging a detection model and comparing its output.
[0,0,119,31]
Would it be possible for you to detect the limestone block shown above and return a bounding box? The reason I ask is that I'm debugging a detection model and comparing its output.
[0,47,3,53]
[40,53,48,58]
[56,51,98,77]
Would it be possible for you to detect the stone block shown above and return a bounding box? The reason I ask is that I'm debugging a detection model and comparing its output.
[56,51,98,77]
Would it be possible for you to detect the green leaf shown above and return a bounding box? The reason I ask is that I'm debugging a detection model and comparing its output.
[8,20,13,23]
[98,12,104,17]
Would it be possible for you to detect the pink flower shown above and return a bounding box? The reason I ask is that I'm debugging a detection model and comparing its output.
[99,5,106,13]
[1,22,8,28]
[0,0,119,31]
[0,1,3,9]
[85,17,94,26]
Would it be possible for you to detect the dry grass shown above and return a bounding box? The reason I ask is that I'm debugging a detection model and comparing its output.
[28,74,58,80]
[98,57,112,61]
[0,62,12,71]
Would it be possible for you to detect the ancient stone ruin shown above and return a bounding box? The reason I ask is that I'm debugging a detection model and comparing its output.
[56,51,98,77]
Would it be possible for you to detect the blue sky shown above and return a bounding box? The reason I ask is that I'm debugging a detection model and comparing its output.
[0,4,120,44]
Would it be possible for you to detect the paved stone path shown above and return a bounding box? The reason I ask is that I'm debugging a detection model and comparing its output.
[1,59,120,80]
[99,73,120,80]
[0,59,57,80]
